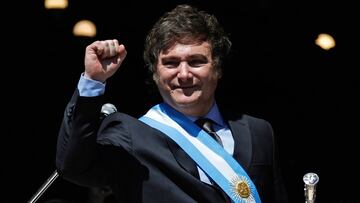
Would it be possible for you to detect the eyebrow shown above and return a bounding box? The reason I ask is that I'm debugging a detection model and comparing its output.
[161,54,208,62]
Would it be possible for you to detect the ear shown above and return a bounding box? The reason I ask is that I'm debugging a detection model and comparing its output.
[152,73,159,83]
[217,71,222,79]
[215,68,222,79]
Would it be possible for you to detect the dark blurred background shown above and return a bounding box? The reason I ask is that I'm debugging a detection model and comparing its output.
[4,0,359,202]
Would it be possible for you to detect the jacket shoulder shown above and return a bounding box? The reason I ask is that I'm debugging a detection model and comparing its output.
[96,112,147,148]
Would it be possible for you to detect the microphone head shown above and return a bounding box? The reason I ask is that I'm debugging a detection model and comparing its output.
[303,172,319,186]
[101,103,118,116]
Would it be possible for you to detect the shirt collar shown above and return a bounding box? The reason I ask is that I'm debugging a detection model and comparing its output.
[187,102,226,127]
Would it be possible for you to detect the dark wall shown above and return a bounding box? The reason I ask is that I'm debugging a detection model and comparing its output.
[5,0,359,202]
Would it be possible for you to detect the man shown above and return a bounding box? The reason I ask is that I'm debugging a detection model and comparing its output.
[56,4,288,203]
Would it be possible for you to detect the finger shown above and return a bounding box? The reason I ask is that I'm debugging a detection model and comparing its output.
[109,39,118,57]
[102,40,111,59]
[101,40,119,59]
[113,39,119,51]
[87,41,103,56]
[117,44,127,65]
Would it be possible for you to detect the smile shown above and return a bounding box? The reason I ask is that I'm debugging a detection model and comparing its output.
[173,85,198,90]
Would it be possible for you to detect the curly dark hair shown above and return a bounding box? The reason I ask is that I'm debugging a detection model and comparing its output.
[143,4,232,77]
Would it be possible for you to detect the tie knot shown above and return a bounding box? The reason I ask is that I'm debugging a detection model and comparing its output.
[195,118,223,147]
[195,118,215,134]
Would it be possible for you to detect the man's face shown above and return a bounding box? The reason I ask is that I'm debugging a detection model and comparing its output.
[154,41,220,116]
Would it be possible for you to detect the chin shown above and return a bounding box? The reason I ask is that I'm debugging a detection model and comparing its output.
[163,90,202,107]
[172,96,199,107]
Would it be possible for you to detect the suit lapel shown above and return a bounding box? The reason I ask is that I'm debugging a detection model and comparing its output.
[165,136,200,179]
[164,129,232,202]
[228,119,252,170]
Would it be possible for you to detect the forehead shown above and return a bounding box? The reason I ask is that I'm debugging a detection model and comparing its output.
[160,41,212,57]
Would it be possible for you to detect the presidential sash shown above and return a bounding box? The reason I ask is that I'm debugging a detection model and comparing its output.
[139,103,261,203]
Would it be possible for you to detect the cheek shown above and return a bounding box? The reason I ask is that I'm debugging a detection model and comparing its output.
[204,76,219,91]
[154,74,171,90]
[158,70,177,83]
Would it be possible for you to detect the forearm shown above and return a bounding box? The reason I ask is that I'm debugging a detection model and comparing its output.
[56,90,106,186]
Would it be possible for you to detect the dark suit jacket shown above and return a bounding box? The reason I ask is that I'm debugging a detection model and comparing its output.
[56,90,288,203]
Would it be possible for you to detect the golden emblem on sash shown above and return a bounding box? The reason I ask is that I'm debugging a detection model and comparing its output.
[231,176,255,202]
[235,181,250,198]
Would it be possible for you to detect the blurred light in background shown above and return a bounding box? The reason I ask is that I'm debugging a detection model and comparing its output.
[73,20,97,37]
[315,33,336,50]
[44,0,68,9]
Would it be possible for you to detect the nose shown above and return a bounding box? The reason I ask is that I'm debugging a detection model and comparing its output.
[177,62,192,81]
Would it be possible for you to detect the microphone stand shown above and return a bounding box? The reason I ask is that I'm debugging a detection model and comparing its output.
[303,172,319,203]
[28,170,59,203]
[28,103,117,203]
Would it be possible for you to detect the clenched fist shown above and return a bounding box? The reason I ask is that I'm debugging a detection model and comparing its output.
[84,39,127,82]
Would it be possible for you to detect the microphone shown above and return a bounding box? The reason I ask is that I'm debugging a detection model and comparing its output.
[303,172,319,203]
[100,103,118,119]
[28,103,117,203]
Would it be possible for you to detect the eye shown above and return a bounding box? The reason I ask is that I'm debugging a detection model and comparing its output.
[162,60,179,68]
[188,59,207,67]
[165,61,178,67]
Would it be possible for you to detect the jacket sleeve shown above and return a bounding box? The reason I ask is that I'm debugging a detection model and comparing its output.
[55,89,112,187]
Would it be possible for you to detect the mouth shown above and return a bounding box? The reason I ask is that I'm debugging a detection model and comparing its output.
[172,85,198,90]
